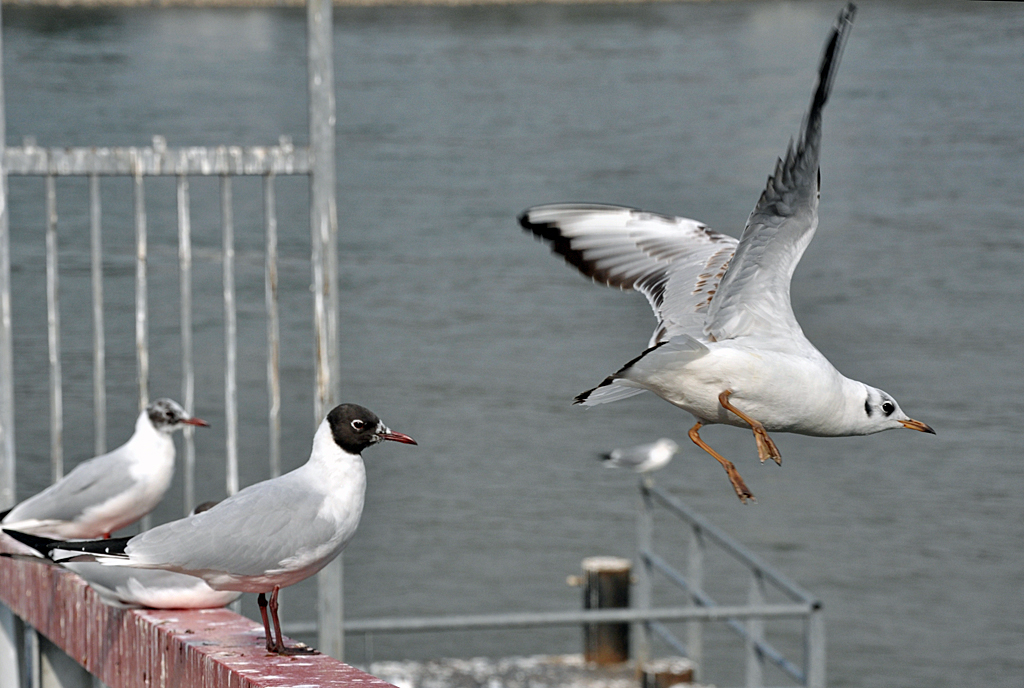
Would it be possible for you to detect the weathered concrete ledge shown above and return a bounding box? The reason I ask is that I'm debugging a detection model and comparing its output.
[0,536,396,688]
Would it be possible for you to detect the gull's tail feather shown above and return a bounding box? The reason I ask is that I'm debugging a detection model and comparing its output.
[575,335,708,406]
[3,528,131,562]
[575,380,647,406]
[3,529,63,557]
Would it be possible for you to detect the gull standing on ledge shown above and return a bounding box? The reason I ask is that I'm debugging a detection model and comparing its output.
[7,501,241,609]
[519,4,933,503]
[5,403,417,655]
[1,399,208,538]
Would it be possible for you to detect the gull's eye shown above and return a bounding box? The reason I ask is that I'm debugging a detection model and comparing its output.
[351,419,366,431]
[882,401,895,416]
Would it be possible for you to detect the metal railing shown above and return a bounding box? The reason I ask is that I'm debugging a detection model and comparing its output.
[635,481,825,688]
[2,137,312,506]
[322,478,825,688]
[0,1,345,683]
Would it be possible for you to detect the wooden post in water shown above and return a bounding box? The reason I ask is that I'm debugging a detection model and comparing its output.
[581,556,631,665]
[641,657,695,688]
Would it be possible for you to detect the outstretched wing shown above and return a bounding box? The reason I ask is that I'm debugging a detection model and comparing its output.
[519,203,737,347]
[705,3,856,346]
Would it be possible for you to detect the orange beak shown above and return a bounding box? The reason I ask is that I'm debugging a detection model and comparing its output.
[900,419,935,435]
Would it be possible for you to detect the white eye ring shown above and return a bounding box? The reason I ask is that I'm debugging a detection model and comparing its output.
[351,419,365,431]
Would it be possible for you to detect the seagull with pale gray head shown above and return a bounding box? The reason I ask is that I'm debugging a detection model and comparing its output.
[1,398,208,539]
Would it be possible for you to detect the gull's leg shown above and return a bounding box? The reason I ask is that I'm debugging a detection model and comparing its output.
[718,390,782,466]
[257,592,275,652]
[688,422,754,503]
[268,585,319,655]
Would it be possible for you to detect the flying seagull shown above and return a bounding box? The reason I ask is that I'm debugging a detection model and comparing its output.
[6,403,416,655]
[1,398,208,538]
[519,4,933,502]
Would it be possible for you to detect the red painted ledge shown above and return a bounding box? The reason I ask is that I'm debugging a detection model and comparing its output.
[0,536,395,688]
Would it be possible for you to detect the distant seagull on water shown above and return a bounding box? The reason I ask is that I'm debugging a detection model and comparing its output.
[1,398,208,539]
[520,4,933,503]
[599,438,678,476]
[6,403,417,655]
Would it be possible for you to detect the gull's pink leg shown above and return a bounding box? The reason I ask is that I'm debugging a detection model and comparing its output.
[268,585,319,655]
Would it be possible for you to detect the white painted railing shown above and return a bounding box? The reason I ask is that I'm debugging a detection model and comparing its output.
[0,1,346,683]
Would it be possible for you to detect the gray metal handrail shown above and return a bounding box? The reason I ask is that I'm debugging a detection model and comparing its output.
[2,137,308,508]
[635,482,825,688]
[286,603,814,636]
[304,478,825,688]
[645,484,819,606]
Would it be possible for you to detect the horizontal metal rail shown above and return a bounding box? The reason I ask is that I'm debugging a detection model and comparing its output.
[647,484,819,606]
[3,139,310,177]
[645,549,808,684]
[279,603,815,637]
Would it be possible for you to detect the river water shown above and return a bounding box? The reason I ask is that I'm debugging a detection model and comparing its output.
[2,2,1022,687]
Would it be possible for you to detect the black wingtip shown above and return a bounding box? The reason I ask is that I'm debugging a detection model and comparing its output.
[810,3,857,117]
[516,208,533,231]
[3,529,60,557]
[2,529,131,559]
[573,389,594,405]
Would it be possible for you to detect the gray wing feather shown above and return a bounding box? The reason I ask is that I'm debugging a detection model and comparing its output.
[706,4,856,345]
[126,472,337,578]
[608,444,651,469]
[520,203,737,346]
[2,451,137,524]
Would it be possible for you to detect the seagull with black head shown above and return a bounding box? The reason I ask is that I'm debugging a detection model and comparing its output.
[5,403,416,655]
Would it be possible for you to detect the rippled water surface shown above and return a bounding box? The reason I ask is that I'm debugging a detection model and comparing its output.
[3,2,1023,686]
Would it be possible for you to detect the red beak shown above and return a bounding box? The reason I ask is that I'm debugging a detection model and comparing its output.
[380,430,417,445]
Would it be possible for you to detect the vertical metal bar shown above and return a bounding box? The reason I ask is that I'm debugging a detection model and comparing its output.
[0,0,14,514]
[634,479,654,669]
[89,174,105,456]
[132,167,148,411]
[308,0,342,660]
[26,626,40,688]
[45,174,62,481]
[221,174,237,497]
[132,166,149,530]
[177,174,196,514]
[39,635,90,688]
[263,173,281,479]
[746,569,766,688]
[308,0,337,426]
[687,524,705,681]
[1,604,25,688]
[806,605,826,688]
[0,16,21,684]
